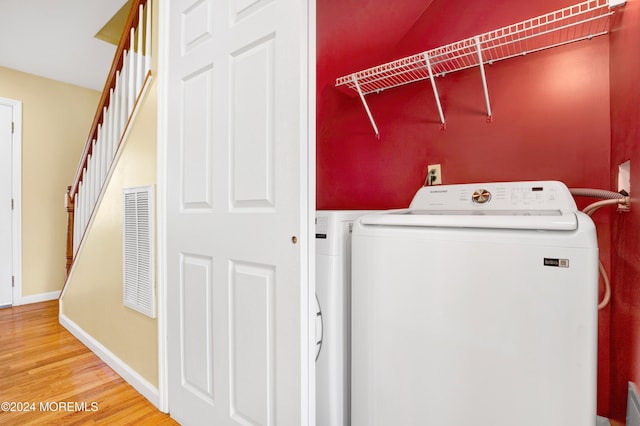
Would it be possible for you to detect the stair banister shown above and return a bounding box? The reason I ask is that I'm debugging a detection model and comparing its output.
[65,0,152,278]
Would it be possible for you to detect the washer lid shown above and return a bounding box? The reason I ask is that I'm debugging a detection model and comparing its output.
[359,209,578,230]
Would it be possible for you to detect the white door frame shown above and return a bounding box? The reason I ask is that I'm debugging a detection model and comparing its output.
[155,0,316,421]
[156,0,169,412]
[0,97,22,307]
[305,2,318,423]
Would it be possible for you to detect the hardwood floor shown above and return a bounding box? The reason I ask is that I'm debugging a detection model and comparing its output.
[0,300,178,425]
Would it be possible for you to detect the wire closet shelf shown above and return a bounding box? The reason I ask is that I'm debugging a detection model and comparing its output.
[336,0,622,136]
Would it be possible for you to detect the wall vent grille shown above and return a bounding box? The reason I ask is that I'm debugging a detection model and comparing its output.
[123,186,155,318]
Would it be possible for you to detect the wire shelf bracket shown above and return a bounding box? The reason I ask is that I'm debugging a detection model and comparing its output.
[353,75,380,139]
[336,0,625,137]
[424,53,446,129]
[475,36,493,122]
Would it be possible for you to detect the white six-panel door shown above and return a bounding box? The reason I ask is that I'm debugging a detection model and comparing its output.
[165,0,313,424]
[0,103,13,307]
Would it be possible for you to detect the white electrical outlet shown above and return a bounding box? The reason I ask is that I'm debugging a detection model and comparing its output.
[618,160,631,212]
[619,160,630,194]
[427,164,442,185]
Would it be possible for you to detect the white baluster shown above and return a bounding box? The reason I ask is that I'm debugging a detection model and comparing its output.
[84,159,90,228]
[107,88,116,171]
[96,135,104,198]
[136,3,144,94]
[83,169,88,228]
[88,151,95,213]
[79,183,85,249]
[92,151,98,211]
[125,52,131,121]
[112,71,121,158]
[128,30,136,116]
[95,117,105,191]
[102,106,109,189]
[92,140,98,207]
[81,168,89,235]
[74,187,81,252]
[145,0,152,74]
[79,189,84,249]
[82,176,87,229]
[120,53,129,142]
[97,122,102,150]
[100,108,108,189]
[72,192,77,253]
[103,106,110,178]
[96,123,103,197]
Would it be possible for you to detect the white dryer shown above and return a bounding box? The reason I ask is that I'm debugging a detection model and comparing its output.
[351,181,599,426]
[315,210,374,426]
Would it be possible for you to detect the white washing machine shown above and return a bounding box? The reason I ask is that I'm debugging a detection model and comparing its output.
[316,211,374,426]
[351,181,599,426]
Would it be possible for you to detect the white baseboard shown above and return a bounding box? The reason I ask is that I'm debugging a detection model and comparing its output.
[17,290,61,306]
[59,313,160,409]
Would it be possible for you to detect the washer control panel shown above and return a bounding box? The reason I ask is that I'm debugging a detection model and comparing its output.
[410,181,577,212]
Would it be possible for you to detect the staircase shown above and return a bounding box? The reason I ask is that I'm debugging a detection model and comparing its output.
[65,0,153,279]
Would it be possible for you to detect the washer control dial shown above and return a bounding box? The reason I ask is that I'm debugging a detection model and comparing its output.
[472,189,491,204]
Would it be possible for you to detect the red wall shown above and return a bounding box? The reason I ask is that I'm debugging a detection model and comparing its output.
[609,0,640,422]
[318,0,615,417]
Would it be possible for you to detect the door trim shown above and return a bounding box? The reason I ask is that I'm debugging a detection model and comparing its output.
[0,97,22,306]
[304,0,317,423]
[156,0,169,412]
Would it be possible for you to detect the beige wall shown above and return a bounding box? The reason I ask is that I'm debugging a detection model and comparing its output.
[61,80,158,386]
[0,66,100,297]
